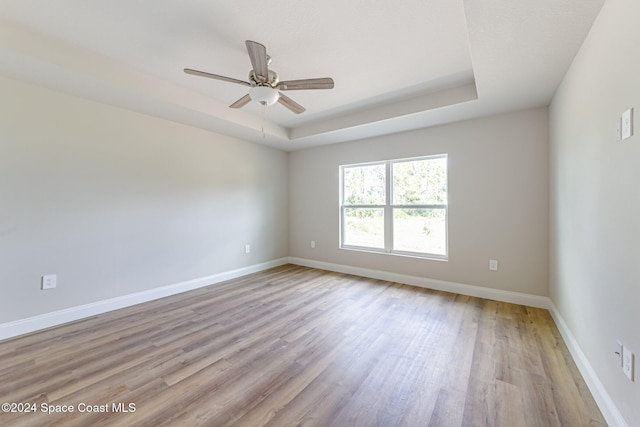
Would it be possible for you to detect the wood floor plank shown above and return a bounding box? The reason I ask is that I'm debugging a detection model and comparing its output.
[0,265,606,426]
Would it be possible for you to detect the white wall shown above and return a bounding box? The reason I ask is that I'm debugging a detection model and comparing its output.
[290,107,549,296]
[0,76,289,324]
[549,0,640,424]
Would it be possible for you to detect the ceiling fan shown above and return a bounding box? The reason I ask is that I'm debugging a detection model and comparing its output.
[184,40,334,114]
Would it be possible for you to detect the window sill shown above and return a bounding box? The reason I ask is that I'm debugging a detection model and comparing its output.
[339,245,448,262]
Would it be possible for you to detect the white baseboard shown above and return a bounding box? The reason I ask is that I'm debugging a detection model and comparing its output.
[0,258,289,342]
[288,257,549,309]
[548,301,628,427]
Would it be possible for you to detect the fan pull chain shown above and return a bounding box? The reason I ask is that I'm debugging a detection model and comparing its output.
[261,104,266,139]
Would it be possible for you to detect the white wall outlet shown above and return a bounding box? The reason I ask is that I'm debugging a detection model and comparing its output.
[310,240,316,249]
[621,108,633,140]
[244,244,251,254]
[41,274,57,290]
[489,259,498,271]
[615,341,623,366]
[622,346,635,381]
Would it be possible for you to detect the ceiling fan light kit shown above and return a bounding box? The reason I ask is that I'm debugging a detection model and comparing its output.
[249,86,280,106]
[185,40,334,114]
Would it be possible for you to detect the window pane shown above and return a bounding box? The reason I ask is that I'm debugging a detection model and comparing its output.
[392,157,447,205]
[393,208,446,255]
[343,208,384,249]
[343,164,385,205]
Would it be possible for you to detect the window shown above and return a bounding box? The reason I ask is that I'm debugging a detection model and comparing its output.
[340,155,448,259]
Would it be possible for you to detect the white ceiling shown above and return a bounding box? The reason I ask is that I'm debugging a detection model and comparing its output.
[0,0,604,151]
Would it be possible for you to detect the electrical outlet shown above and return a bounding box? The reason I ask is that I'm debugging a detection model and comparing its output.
[310,240,316,249]
[41,274,57,290]
[615,341,623,366]
[489,259,498,271]
[244,244,251,254]
[622,346,635,381]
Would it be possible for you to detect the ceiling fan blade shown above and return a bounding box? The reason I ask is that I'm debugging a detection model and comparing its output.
[184,68,252,87]
[230,94,252,109]
[278,78,334,91]
[278,93,305,114]
[245,40,269,81]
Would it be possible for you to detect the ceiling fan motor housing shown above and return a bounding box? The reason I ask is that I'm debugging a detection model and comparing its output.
[250,69,279,87]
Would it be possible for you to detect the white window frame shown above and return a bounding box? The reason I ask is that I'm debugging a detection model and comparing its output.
[339,154,448,260]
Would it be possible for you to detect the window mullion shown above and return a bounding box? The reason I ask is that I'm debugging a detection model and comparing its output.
[392,204,447,209]
[385,161,392,253]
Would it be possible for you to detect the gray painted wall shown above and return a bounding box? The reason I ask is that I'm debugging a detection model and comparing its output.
[550,0,640,424]
[0,76,289,323]
[289,107,549,297]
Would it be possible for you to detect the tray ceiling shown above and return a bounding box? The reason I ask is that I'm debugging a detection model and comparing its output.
[0,0,604,150]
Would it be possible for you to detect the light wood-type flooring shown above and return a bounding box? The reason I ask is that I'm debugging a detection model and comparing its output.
[0,265,606,426]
